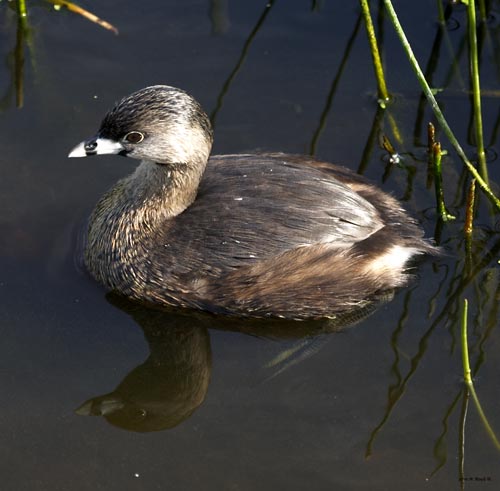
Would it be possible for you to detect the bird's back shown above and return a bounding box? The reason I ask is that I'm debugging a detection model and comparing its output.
[153,154,385,278]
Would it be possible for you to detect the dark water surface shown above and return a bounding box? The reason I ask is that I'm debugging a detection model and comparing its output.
[1,1,500,489]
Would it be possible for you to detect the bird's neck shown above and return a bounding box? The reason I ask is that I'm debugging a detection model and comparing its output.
[85,159,206,293]
[123,159,207,220]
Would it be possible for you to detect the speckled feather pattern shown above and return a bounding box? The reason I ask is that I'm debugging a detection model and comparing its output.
[85,153,433,319]
[80,85,435,320]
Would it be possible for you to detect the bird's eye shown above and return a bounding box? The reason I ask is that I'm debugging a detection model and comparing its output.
[124,131,144,144]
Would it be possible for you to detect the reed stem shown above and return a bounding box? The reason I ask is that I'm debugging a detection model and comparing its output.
[17,0,28,19]
[464,179,476,237]
[382,0,500,211]
[464,178,476,270]
[461,299,500,450]
[432,141,455,221]
[360,0,389,104]
[467,0,488,182]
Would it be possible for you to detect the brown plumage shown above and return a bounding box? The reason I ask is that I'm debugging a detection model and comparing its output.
[69,85,435,320]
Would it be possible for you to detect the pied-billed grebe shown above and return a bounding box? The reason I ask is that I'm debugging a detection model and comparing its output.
[69,85,434,320]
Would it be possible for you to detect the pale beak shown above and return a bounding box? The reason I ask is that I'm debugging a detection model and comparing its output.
[75,397,125,416]
[68,136,125,158]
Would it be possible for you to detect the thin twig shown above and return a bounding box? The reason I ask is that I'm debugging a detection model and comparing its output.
[46,0,118,34]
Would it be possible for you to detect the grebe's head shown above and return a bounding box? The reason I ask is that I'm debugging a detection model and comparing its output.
[68,85,213,166]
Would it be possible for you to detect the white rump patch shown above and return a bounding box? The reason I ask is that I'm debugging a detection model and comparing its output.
[363,245,419,280]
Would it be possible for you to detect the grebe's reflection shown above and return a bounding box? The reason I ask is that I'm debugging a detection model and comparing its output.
[76,292,391,432]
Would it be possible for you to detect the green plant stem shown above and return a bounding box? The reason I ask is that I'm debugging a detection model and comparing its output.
[359,0,389,104]
[461,299,472,383]
[477,0,487,22]
[436,0,445,24]
[464,178,476,271]
[467,0,488,182]
[17,0,28,19]
[382,0,500,212]
[464,178,476,236]
[14,1,29,108]
[458,390,468,489]
[461,299,500,450]
[433,142,455,221]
